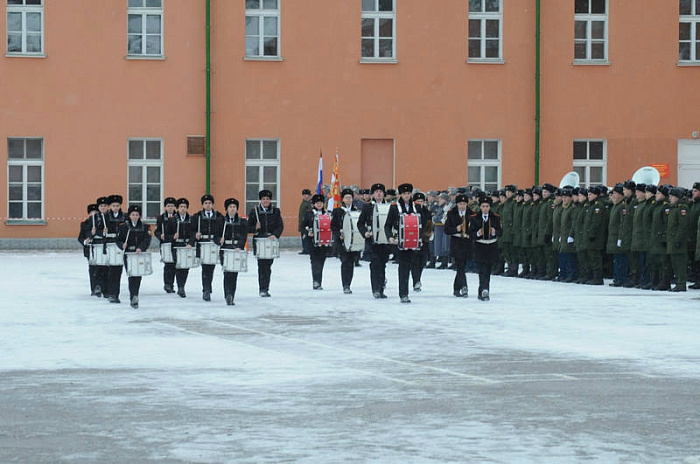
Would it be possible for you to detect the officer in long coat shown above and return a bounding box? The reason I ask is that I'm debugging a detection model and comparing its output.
[607,184,627,286]
[558,188,577,282]
[582,186,606,285]
[666,187,688,292]
[192,194,224,301]
[219,197,247,305]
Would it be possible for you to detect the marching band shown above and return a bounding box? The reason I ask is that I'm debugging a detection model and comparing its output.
[77,178,700,308]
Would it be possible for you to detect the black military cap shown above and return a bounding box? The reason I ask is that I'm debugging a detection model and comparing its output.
[201,194,214,204]
[554,188,562,196]
[479,196,492,205]
[599,185,609,195]
[505,184,518,193]
[524,188,533,196]
[311,194,325,204]
[258,189,273,199]
[177,197,189,207]
[612,183,624,194]
[561,188,573,197]
[87,203,98,214]
[657,185,670,197]
[532,187,542,196]
[371,183,386,193]
[224,198,239,209]
[108,194,123,205]
[163,197,177,207]
[669,187,683,198]
[635,183,646,192]
[572,187,580,196]
[543,183,557,193]
[645,184,657,194]
[693,182,700,191]
[455,193,468,204]
[302,189,311,195]
[623,180,636,190]
[413,192,426,202]
[96,196,109,206]
[588,186,601,196]
[578,187,588,196]
[127,204,141,215]
[341,188,354,197]
[397,183,413,194]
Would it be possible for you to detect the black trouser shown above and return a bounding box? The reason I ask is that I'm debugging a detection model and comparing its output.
[163,262,176,286]
[397,249,416,298]
[452,238,470,293]
[411,245,428,286]
[128,276,142,298]
[86,263,97,292]
[201,264,215,293]
[369,244,390,293]
[257,258,273,291]
[223,272,238,298]
[338,246,359,288]
[94,266,108,292]
[107,265,122,297]
[310,245,328,285]
[477,261,492,295]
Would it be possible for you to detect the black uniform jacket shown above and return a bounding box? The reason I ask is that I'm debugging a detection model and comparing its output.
[357,200,389,243]
[105,210,126,243]
[155,212,179,244]
[191,209,224,243]
[331,204,359,246]
[78,217,93,258]
[173,213,196,248]
[247,204,284,238]
[220,214,248,250]
[469,211,503,263]
[384,198,426,243]
[301,208,329,248]
[117,220,152,253]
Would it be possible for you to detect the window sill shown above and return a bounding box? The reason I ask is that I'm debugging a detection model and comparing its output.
[4,219,47,226]
[5,53,46,58]
[467,59,505,64]
[359,58,399,64]
[126,55,166,60]
[572,60,611,66]
[243,56,284,62]
[677,61,700,67]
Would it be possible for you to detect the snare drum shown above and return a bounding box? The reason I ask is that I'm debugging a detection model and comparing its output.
[90,243,123,266]
[399,213,422,250]
[160,242,174,263]
[313,213,333,247]
[254,237,280,259]
[372,203,391,244]
[221,249,248,272]
[199,241,220,265]
[125,252,153,277]
[342,210,365,252]
[175,247,200,269]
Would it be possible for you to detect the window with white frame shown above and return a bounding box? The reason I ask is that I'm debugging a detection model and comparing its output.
[245,139,280,214]
[574,0,607,61]
[573,140,606,187]
[468,0,502,60]
[467,140,501,192]
[245,0,280,58]
[6,0,43,55]
[127,0,163,57]
[361,0,395,60]
[679,0,700,62]
[7,138,43,221]
[128,139,162,220]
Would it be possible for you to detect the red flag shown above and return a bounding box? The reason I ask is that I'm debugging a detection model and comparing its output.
[328,151,341,210]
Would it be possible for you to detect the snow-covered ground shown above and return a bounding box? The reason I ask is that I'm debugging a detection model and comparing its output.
[1,250,699,463]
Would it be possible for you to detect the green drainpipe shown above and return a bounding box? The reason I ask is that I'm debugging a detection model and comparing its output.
[206,0,212,194]
[534,0,541,185]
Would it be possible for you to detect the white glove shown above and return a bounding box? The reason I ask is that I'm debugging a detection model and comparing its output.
[616,239,622,247]
[558,237,562,243]
[567,236,574,244]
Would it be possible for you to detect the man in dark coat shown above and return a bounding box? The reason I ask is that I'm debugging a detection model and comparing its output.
[117,205,152,308]
[219,198,248,305]
[469,196,502,301]
[192,194,224,301]
[298,189,312,255]
[248,189,284,297]
[155,197,178,294]
[78,203,99,296]
[331,188,361,294]
[358,183,391,299]
[444,193,472,297]
[105,194,126,303]
[301,193,330,290]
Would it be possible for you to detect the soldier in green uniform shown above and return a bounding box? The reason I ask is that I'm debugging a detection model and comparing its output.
[630,183,649,288]
[642,185,660,289]
[607,184,627,286]
[558,188,577,281]
[512,189,525,277]
[649,185,672,291]
[519,188,535,278]
[619,180,637,287]
[666,187,689,292]
[583,186,606,285]
[530,187,544,278]
[538,183,558,280]
[688,182,700,289]
[500,185,518,276]
[574,187,589,284]
[492,190,505,275]
[551,188,563,280]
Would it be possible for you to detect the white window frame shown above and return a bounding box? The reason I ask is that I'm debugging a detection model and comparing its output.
[573,139,607,187]
[6,0,44,57]
[127,138,163,221]
[679,0,700,63]
[127,0,164,58]
[467,0,503,62]
[245,139,281,214]
[467,139,501,192]
[361,0,396,62]
[7,137,44,222]
[245,0,281,60]
[573,0,608,63]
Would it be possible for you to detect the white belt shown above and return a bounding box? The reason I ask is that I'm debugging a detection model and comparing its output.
[106,233,117,238]
[476,238,498,244]
[224,240,234,245]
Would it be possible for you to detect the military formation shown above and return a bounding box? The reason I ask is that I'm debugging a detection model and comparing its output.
[77,179,700,308]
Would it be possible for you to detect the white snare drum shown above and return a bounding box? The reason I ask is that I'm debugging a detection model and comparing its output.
[199,241,220,265]
[342,210,365,252]
[90,243,123,266]
[125,252,153,277]
[372,203,391,244]
[175,247,200,269]
[160,242,174,263]
[222,249,248,273]
[254,237,280,259]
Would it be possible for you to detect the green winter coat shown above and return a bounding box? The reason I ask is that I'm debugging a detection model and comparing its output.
[620,196,636,252]
[513,200,524,248]
[583,199,606,251]
[559,202,576,253]
[643,199,656,252]
[501,196,516,243]
[649,200,669,255]
[606,201,624,255]
[551,201,563,253]
[574,201,588,252]
[630,199,648,252]
[521,200,535,248]
[666,201,688,254]
[538,197,555,246]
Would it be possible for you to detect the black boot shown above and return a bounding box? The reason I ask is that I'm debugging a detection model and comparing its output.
[653,273,670,291]
[642,272,657,290]
[437,257,448,269]
[425,257,436,269]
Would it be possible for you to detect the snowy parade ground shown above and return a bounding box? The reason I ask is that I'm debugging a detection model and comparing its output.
[1,250,700,463]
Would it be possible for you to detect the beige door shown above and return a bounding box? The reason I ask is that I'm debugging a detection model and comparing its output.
[678,140,700,188]
[361,139,394,189]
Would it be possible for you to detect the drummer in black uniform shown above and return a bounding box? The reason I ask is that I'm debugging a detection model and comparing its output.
[219,198,247,306]
[155,197,178,294]
[192,194,223,301]
[358,183,391,299]
[332,188,361,294]
[78,203,99,296]
[248,189,284,297]
[173,197,196,298]
[469,196,502,301]
[105,194,126,303]
[117,205,152,308]
[301,193,330,290]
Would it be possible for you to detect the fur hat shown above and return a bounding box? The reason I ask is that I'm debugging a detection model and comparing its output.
[669,187,683,198]
[108,194,123,205]
[455,193,468,204]
[635,183,647,192]
[578,188,588,196]
[612,183,624,195]
[127,204,141,215]
[505,184,518,193]
[96,196,109,206]
[657,185,670,197]
[561,188,573,197]
[341,188,354,198]
[201,194,214,204]
[645,184,657,194]
[224,198,239,209]
[623,180,636,191]
[258,189,272,200]
[87,203,98,214]
[177,197,189,207]
[413,192,426,202]
[542,183,557,193]
[479,196,492,205]
[693,182,700,191]
[371,183,386,194]
[386,189,397,196]
[163,197,177,207]
[397,183,413,194]
[302,189,311,195]
[588,186,601,196]
[311,194,325,204]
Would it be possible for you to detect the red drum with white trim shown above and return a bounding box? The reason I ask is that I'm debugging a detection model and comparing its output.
[399,214,421,250]
[313,213,333,247]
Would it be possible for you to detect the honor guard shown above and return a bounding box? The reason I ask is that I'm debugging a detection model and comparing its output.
[248,189,284,297]
[666,187,688,292]
[117,205,152,308]
[105,194,126,303]
[357,183,391,299]
[78,203,99,296]
[469,196,502,301]
[332,188,362,294]
[219,198,248,305]
[298,189,312,255]
[155,197,178,293]
[558,188,578,282]
[301,193,330,290]
[173,198,196,297]
[192,194,224,301]
[607,184,627,286]
[444,193,473,297]
[630,183,650,288]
